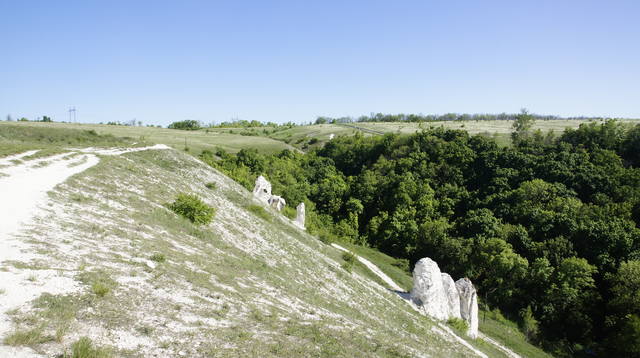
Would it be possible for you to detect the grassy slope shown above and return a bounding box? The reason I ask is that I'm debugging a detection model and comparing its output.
[0,121,294,156]
[345,243,553,358]
[3,147,491,358]
[0,123,142,157]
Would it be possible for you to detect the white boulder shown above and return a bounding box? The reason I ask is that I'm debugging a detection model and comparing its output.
[295,202,305,229]
[441,273,461,319]
[410,258,449,321]
[268,195,286,212]
[253,175,272,203]
[456,278,479,339]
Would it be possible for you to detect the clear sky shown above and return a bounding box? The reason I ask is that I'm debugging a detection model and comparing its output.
[1,0,639,125]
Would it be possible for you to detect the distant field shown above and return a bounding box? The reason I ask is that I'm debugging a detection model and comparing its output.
[4,119,639,156]
[0,121,294,155]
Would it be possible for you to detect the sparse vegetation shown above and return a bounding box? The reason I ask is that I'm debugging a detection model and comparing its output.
[3,326,51,346]
[169,193,215,225]
[447,317,469,332]
[63,337,112,358]
[150,253,166,263]
[247,204,271,222]
[341,251,357,272]
[78,270,117,298]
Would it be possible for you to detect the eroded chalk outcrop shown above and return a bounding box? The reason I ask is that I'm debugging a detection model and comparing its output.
[410,257,479,338]
[253,175,272,203]
[253,175,287,212]
[456,278,479,339]
[410,258,449,320]
[295,202,305,229]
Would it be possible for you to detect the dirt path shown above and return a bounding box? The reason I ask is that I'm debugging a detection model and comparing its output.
[0,146,169,357]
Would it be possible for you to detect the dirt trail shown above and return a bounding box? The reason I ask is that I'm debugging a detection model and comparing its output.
[0,146,169,357]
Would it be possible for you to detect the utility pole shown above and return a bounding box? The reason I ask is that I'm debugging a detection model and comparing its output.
[69,107,76,123]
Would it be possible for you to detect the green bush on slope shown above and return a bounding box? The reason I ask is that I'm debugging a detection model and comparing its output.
[169,193,215,225]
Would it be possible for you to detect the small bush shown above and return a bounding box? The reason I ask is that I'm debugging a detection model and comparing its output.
[520,306,540,342]
[170,193,215,225]
[65,337,112,358]
[91,282,110,298]
[341,251,357,272]
[150,253,166,263]
[447,317,469,332]
[205,182,217,190]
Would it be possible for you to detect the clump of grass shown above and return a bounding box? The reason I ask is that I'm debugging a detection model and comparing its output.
[169,193,215,225]
[447,317,469,332]
[64,337,112,358]
[205,182,217,190]
[150,253,166,263]
[3,326,51,346]
[341,251,357,272]
[247,204,271,222]
[136,325,154,336]
[78,270,117,298]
[91,282,110,298]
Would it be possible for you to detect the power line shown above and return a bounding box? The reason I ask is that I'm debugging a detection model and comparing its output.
[69,107,76,123]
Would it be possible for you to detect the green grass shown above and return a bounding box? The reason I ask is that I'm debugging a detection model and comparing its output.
[78,270,117,298]
[247,204,273,222]
[0,122,139,157]
[0,120,293,156]
[3,326,52,346]
[64,337,112,358]
[336,242,413,292]
[479,310,554,358]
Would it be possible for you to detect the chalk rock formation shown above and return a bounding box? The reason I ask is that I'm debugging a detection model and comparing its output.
[441,273,461,319]
[268,195,286,211]
[253,175,272,203]
[410,258,449,320]
[295,202,305,229]
[456,278,479,339]
[410,257,479,338]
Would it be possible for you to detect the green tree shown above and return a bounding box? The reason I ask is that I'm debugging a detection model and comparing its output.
[511,108,535,144]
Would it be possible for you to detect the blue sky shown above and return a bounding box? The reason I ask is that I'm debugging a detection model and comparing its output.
[1,1,638,125]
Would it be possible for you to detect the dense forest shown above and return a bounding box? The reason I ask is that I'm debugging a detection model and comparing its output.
[201,118,640,357]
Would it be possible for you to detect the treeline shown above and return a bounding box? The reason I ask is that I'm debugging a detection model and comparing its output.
[315,112,627,124]
[202,120,640,357]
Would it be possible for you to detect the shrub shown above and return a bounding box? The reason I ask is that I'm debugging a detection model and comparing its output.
[205,182,217,190]
[170,193,215,225]
[150,253,166,263]
[65,337,112,358]
[91,282,110,298]
[520,306,540,342]
[341,251,357,272]
[168,120,201,130]
[447,318,469,332]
